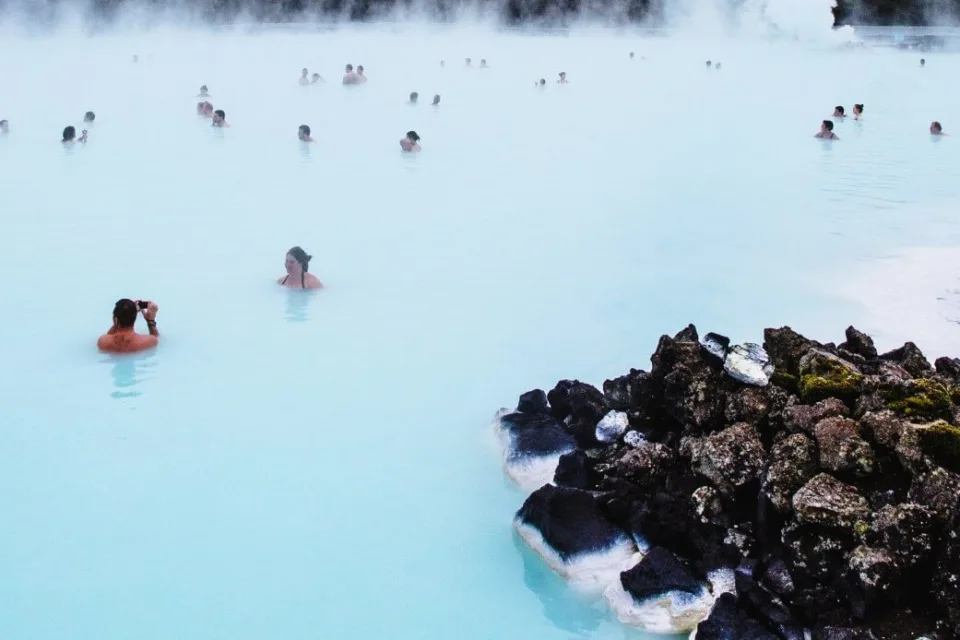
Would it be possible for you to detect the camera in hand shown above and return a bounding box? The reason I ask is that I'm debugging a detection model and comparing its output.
[138,300,149,310]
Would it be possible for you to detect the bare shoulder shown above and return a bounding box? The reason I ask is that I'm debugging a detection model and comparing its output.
[96,334,113,351]
[305,274,324,289]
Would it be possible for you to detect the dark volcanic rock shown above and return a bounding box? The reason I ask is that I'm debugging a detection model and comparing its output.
[879,341,933,377]
[553,450,595,489]
[602,369,651,411]
[764,433,818,512]
[813,416,876,477]
[515,485,629,560]
[784,397,849,435]
[650,328,725,433]
[792,474,870,530]
[867,503,936,569]
[503,324,960,637]
[839,326,878,360]
[517,388,548,414]
[619,546,702,602]
[689,422,766,497]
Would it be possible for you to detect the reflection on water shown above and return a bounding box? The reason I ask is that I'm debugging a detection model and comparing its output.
[102,350,157,400]
[299,141,312,160]
[284,288,313,322]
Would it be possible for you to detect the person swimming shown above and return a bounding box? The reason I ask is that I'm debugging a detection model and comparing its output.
[833,105,845,118]
[815,120,839,140]
[535,78,546,87]
[557,72,568,84]
[630,51,635,59]
[298,124,314,142]
[83,111,96,124]
[480,59,488,68]
[311,73,323,84]
[465,58,472,67]
[400,131,421,152]
[920,58,926,67]
[62,125,87,143]
[432,94,441,106]
[853,104,864,120]
[196,101,214,117]
[198,85,209,97]
[212,109,228,127]
[299,68,309,85]
[279,247,323,289]
[97,299,160,353]
[440,60,445,68]
[0,119,8,134]
[343,64,359,85]
[357,65,367,82]
[706,60,712,68]
[408,92,419,104]
[931,121,945,135]
[715,62,722,70]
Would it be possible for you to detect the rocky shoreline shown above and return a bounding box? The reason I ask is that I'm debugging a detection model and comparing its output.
[494,325,960,639]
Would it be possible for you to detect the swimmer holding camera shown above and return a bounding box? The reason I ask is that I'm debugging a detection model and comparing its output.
[97,299,160,353]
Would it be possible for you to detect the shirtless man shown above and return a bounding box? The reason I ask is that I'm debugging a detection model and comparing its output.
[97,299,160,353]
[815,120,839,140]
[299,124,315,142]
[557,71,568,83]
[212,110,229,127]
[400,131,421,152]
[343,64,359,85]
[299,68,309,85]
[198,85,210,97]
[931,121,946,135]
[357,65,367,82]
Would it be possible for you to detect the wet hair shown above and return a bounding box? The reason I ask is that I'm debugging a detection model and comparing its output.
[406,130,420,142]
[346,64,354,71]
[357,65,364,72]
[214,109,225,120]
[302,68,308,73]
[62,125,76,141]
[539,78,546,85]
[559,71,566,76]
[465,58,471,63]
[481,59,487,64]
[287,246,312,288]
[410,92,418,101]
[854,103,864,113]
[113,298,139,329]
[0,119,7,128]
[706,60,712,66]
[823,120,834,132]
[629,52,635,57]
[200,84,208,92]
[932,121,943,132]
[299,124,311,138]
[921,58,926,65]
[432,94,440,104]
[835,105,844,115]
[84,111,95,122]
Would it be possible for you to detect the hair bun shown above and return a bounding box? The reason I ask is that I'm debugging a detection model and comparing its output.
[306,254,313,262]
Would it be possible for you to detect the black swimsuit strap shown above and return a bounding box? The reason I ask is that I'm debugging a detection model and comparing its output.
[281,275,288,285]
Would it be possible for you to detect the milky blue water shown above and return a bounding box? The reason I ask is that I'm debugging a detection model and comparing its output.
[2,24,960,639]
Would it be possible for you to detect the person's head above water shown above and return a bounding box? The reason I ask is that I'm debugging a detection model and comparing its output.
[715,62,722,70]
[281,247,323,289]
[432,94,440,105]
[406,130,420,142]
[0,119,8,134]
[62,125,76,141]
[706,60,712,67]
[539,78,546,86]
[558,71,567,80]
[931,121,943,134]
[630,51,635,58]
[853,103,864,115]
[465,57,472,65]
[212,109,226,126]
[298,124,313,141]
[833,105,845,117]
[821,120,834,133]
[312,73,321,82]
[921,58,926,66]
[345,63,354,72]
[199,84,208,95]
[112,298,140,329]
[357,65,365,74]
[409,91,418,103]
[301,68,308,76]
[480,59,487,66]
[83,111,95,123]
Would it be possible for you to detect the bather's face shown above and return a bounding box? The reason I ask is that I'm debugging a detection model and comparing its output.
[285,254,299,274]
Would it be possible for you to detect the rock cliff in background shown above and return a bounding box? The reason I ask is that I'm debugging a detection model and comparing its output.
[494,325,960,638]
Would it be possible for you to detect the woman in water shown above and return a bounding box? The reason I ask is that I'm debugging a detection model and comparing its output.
[298,125,314,142]
[279,247,323,289]
[853,104,864,120]
[62,126,87,143]
[399,131,421,152]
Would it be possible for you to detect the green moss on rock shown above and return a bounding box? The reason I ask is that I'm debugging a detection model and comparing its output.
[886,379,953,421]
[915,420,960,473]
[771,371,799,394]
[800,366,864,404]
